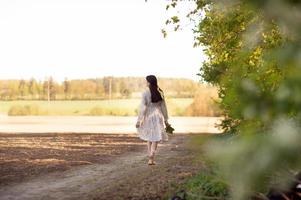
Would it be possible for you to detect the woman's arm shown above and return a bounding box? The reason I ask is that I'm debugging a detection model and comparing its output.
[136,91,148,128]
[160,98,169,124]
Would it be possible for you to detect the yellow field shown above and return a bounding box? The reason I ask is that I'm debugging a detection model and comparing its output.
[0,98,193,116]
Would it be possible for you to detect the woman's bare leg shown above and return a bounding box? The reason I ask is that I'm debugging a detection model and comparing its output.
[150,141,158,164]
[147,141,153,165]
[153,141,158,152]
[154,141,158,151]
[147,141,152,156]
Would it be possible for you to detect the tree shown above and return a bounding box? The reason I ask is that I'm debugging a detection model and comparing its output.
[119,79,131,98]
[95,78,105,99]
[164,0,301,199]
[103,76,113,99]
[43,77,56,101]
[28,78,39,99]
[0,81,10,100]
[63,78,70,100]
[18,79,28,99]
[49,77,56,100]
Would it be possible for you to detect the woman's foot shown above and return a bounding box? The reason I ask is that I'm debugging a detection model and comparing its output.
[148,159,156,165]
[148,153,155,165]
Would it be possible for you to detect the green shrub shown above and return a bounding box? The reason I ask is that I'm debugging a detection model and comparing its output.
[89,107,106,115]
[8,104,43,116]
[185,87,221,117]
[184,170,228,200]
[165,0,301,198]
[89,107,131,116]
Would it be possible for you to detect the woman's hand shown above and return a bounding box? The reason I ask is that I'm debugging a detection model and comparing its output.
[164,120,169,127]
[135,121,140,128]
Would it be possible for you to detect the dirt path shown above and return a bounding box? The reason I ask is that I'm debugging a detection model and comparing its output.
[0,134,204,200]
[0,116,221,134]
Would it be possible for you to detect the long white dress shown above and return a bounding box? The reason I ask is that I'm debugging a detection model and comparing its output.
[136,88,169,142]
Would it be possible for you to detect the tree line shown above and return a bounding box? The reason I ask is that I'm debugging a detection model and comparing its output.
[0,76,200,100]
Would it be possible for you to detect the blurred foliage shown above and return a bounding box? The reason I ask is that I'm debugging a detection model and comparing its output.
[206,118,301,199]
[164,0,301,199]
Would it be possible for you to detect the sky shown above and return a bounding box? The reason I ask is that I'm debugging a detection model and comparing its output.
[0,0,205,82]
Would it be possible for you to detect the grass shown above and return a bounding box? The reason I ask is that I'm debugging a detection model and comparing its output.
[165,171,228,200]
[0,98,193,116]
[164,134,229,200]
[178,168,228,200]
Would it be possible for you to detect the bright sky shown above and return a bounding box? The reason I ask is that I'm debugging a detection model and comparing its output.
[0,0,205,82]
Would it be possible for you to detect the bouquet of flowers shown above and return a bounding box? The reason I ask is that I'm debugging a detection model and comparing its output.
[165,121,175,134]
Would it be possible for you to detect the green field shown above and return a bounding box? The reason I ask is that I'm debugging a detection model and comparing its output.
[0,98,193,116]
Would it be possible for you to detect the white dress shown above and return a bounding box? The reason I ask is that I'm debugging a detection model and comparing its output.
[136,89,169,142]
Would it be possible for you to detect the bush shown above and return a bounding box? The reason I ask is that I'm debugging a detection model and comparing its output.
[89,107,106,115]
[185,86,221,117]
[8,104,43,116]
[183,170,228,200]
[89,107,131,116]
[165,0,301,198]
[166,134,229,200]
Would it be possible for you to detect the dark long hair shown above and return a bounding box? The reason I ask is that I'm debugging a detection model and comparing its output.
[146,75,164,103]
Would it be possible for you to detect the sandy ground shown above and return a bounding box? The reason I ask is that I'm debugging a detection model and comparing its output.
[0,133,145,186]
[0,133,204,200]
[0,116,221,134]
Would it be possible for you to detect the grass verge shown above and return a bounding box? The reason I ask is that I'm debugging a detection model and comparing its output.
[164,135,229,200]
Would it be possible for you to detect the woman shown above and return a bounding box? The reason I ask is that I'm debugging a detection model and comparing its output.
[136,75,169,165]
